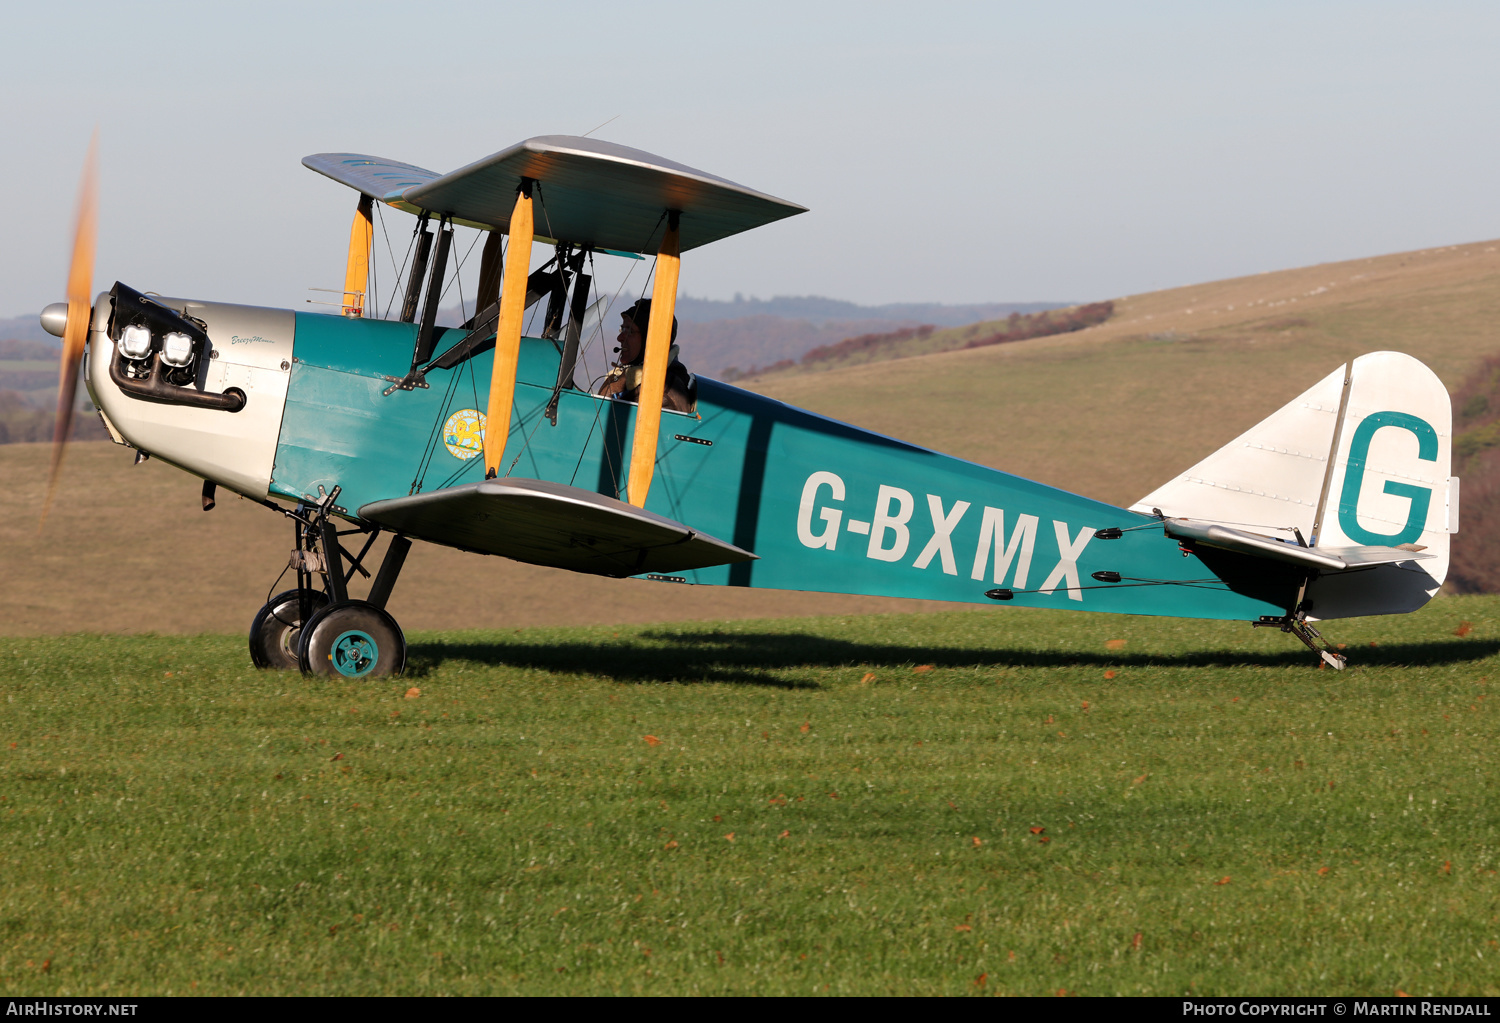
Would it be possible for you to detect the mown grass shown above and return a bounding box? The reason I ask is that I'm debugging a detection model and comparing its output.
[3,597,1499,996]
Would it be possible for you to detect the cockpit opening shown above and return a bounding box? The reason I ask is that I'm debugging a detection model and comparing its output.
[597,298,696,413]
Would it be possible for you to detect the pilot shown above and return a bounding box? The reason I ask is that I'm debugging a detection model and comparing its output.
[598,298,696,412]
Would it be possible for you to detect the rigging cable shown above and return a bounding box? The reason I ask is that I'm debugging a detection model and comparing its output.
[366,201,377,322]
[382,212,420,321]
[567,217,664,494]
[408,348,467,495]
[503,391,554,479]
[425,324,489,494]
[987,577,1233,600]
[428,357,485,491]
[373,202,399,318]
[435,226,483,318]
[535,181,558,244]
[408,231,506,493]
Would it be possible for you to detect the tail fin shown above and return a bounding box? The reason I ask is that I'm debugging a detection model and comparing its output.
[1132,351,1455,620]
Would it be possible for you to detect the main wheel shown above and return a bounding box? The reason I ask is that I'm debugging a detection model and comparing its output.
[249,589,329,670]
[298,600,406,678]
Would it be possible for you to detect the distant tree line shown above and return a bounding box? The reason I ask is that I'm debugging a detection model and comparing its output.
[801,324,937,365]
[721,301,1115,381]
[960,301,1115,349]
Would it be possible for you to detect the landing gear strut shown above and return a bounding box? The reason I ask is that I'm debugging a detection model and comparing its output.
[1253,611,1347,670]
[246,487,412,677]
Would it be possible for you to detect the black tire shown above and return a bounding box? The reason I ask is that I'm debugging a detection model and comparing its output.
[298,600,406,678]
[248,589,329,670]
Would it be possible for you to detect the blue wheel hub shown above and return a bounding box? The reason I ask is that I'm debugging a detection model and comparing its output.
[329,629,378,677]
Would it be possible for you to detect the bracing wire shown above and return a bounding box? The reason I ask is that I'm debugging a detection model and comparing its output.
[569,255,648,486]
[597,250,659,495]
[383,215,420,321]
[417,354,486,494]
[431,356,486,490]
[436,227,483,314]
[566,219,665,493]
[504,400,552,479]
[427,334,489,493]
[376,203,399,310]
[410,351,467,495]
[366,205,377,322]
[580,113,620,139]
[535,182,558,248]
[410,231,509,494]
[991,577,1232,600]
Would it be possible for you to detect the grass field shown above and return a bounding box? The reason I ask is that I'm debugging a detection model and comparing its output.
[4,597,1499,996]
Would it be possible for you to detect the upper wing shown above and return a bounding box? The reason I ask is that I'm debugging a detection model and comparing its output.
[301,153,442,202]
[359,477,756,578]
[305,136,807,252]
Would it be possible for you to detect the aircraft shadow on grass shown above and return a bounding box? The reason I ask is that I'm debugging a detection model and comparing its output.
[404,632,1500,686]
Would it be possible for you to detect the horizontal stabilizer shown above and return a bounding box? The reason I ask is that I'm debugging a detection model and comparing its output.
[305,136,806,252]
[1163,517,1433,572]
[359,477,756,578]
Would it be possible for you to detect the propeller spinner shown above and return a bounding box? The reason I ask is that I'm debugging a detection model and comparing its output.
[40,133,99,527]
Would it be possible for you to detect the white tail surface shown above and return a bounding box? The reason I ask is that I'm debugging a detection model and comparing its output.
[1132,351,1454,620]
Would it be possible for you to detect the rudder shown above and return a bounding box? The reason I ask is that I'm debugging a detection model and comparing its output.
[1132,351,1455,620]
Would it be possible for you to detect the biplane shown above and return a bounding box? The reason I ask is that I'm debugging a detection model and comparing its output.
[40,135,1458,677]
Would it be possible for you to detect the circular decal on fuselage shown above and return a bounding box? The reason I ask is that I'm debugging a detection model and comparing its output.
[442,409,486,461]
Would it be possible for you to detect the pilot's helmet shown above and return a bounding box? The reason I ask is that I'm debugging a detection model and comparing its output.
[624,298,679,345]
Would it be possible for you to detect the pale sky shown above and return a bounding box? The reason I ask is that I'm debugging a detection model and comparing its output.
[4,1,1499,318]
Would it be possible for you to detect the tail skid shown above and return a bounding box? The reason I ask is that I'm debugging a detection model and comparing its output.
[1252,612,1348,670]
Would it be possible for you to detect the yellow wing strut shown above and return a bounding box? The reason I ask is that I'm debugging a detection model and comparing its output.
[342,194,373,316]
[483,180,535,478]
[626,211,681,508]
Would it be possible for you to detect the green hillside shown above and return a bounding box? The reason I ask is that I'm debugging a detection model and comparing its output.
[746,240,1500,512]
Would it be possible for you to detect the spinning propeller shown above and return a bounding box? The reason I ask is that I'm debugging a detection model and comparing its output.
[40,133,99,527]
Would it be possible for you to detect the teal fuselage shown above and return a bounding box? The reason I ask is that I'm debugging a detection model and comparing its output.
[268,311,1297,621]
